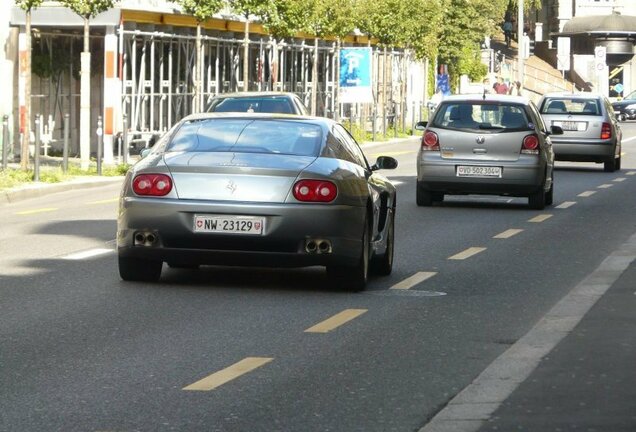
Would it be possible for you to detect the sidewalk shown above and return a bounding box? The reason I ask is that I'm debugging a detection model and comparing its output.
[421,233,636,432]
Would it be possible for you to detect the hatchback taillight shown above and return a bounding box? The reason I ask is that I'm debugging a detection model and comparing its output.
[132,174,173,196]
[601,122,612,140]
[521,134,539,155]
[421,131,440,151]
[293,180,337,202]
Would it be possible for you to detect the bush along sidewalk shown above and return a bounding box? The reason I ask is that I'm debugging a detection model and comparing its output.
[0,163,130,191]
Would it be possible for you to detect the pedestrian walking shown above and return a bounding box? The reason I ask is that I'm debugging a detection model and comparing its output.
[503,18,513,47]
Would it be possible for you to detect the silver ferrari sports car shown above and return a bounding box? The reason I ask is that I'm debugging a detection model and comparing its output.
[117,113,398,291]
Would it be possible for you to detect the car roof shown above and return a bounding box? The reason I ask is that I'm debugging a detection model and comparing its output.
[210,92,299,99]
[441,94,530,104]
[181,111,333,126]
[540,92,606,99]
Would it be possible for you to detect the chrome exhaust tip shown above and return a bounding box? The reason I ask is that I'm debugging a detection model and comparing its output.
[134,231,158,247]
[305,240,318,253]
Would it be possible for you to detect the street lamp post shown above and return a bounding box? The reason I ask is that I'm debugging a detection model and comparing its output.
[518,0,525,88]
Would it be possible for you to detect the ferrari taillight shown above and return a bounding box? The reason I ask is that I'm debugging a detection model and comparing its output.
[132,174,173,196]
[293,180,337,202]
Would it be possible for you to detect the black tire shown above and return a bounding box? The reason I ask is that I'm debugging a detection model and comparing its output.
[432,192,445,203]
[371,210,394,276]
[604,156,618,172]
[119,255,162,282]
[416,184,433,206]
[328,218,370,292]
[616,155,622,171]
[545,175,554,206]
[528,187,546,210]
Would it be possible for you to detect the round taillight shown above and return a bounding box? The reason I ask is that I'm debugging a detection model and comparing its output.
[293,180,337,202]
[522,135,539,150]
[422,131,439,150]
[132,174,173,196]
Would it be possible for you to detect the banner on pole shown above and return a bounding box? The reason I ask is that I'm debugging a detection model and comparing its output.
[339,48,373,103]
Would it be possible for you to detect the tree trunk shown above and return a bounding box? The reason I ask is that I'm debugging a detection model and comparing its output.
[243,20,249,92]
[21,11,32,171]
[311,38,318,116]
[79,17,91,170]
[195,23,202,112]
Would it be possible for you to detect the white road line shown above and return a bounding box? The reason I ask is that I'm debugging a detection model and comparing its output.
[613,177,626,182]
[528,214,552,223]
[493,229,523,239]
[390,180,404,186]
[578,191,596,197]
[390,272,437,290]
[448,247,486,260]
[626,171,636,176]
[418,232,636,432]
[61,248,113,260]
[556,201,577,209]
[598,184,614,189]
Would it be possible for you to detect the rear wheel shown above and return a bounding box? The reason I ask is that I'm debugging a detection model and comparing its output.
[545,175,554,206]
[371,210,394,276]
[604,157,618,172]
[328,218,370,292]
[432,192,445,203]
[615,154,622,171]
[528,186,546,210]
[416,183,433,206]
[119,256,162,282]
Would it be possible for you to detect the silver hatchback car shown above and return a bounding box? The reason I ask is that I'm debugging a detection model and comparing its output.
[415,94,562,209]
[117,113,398,291]
[538,92,622,172]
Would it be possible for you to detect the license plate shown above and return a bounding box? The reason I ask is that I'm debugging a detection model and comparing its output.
[456,165,502,178]
[193,215,264,235]
[554,120,584,131]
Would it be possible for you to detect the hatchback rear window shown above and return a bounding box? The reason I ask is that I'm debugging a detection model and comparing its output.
[540,98,601,116]
[433,103,532,131]
[208,97,294,114]
[168,119,322,156]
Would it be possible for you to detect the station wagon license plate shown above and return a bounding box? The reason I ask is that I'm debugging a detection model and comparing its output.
[193,215,264,235]
[456,166,502,178]
[553,120,585,131]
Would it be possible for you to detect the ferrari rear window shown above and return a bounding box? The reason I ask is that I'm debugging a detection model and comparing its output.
[168,119,322,156]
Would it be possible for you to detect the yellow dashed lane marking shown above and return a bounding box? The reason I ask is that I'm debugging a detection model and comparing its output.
[88,197,119,204]
[16,208,58,215]
[390,272,437,290]
[613,177,626,182]
[448,247,486,260]
[528,214,552,223]
[494,229,524,239]
[598,184,614,189]
[578,191,596,197]
[556,201,577,209]
[305,309,367,333]
[183,357,274,391]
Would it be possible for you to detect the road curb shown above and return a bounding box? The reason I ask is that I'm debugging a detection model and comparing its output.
[0,177,125,205]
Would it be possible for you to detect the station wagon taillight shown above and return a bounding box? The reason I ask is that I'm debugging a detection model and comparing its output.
[422,131,440,151]
[601,122,612,140]
[293,180,337,202]
[521,134,539,155]
[132,174,173,196]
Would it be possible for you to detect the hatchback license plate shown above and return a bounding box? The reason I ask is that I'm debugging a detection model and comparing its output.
[456,166,502,178]
[193,215,264,235]
[554,120,584,131]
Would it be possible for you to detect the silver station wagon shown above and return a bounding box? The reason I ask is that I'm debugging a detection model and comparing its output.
[117,113,398,291]
[415,94,562,209]
[538,92,622,172]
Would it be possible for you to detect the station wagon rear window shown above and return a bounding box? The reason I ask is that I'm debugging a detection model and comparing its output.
[433,103,532,131]
[168,119,322,156]
[540,98,601,116]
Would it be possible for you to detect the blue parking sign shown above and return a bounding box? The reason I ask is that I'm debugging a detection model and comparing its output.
[339,48,373,103]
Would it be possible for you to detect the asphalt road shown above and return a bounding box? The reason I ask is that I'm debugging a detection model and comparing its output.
[2,122,636,432]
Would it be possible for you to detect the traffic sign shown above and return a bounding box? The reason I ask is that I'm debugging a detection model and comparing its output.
[595,46,607,72]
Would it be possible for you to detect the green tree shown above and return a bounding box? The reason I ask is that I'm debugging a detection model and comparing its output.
[14,0,44,171]
[175,0,225,109]
[228,0,272,91]
[60,0,114,170]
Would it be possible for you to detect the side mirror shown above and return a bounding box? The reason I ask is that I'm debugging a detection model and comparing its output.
[140,148,152,159]
[372,156,398,171]
[414,121,428,131]
[550,125,564,135]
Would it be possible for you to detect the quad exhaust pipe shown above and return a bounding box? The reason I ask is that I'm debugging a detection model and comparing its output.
[134,231,158,247]
[305,239,332,254]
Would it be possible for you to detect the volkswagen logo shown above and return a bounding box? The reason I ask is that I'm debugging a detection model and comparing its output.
[476,135,486,144]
